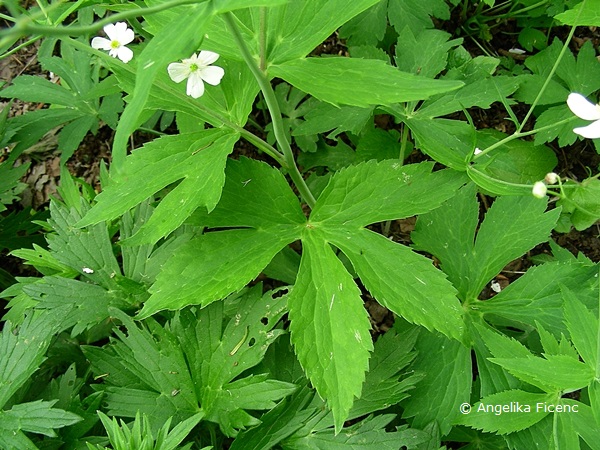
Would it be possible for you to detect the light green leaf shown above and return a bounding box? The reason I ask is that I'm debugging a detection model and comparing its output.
[78,129,238,245]
[293,103,373,138]
[559,178,600,231]
[338,1,388,46]
[0,313,60,408]
[563,285,599,369]
[269,57,463,107]
[388,0,450,34]
[327,227,463,340]
[401,330,471,435]
[455,390,555,434]
[478,261,599,336]
[395,28,461,78]
[311,160,467,227]
[407,118,474,170]
[288,229,373,432]
[0,75,79,106]
[139,227,299,318]
[195,157,306,229]
[0,400,81,437]
[555,0,600,26]
[214,0,288,12]
[572,396,600,449]
[490,355,594,392]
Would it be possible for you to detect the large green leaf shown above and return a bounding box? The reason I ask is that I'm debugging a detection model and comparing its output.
[0,400,81,438]
[564,286,599,370]
[288,228,373,433]
[77,129,238,245]
[413,183,560,301]
[327,227,463,340]
[311,160,466,227]
[269,57,463,107]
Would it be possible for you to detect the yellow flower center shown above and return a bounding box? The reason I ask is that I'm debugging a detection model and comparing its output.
[189,63,199,72]
[110,40,120,49]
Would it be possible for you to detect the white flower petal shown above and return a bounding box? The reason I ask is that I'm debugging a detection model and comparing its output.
[120,27,135,45]
[187,72,205,98]
[200,65,225,86]
[117,46,134,63]
[567,93,600,121]
[91,37,111,51]
[573,120,600,139]
[167,62,191,83]
[103,23,118,40]
[198,50,220,65]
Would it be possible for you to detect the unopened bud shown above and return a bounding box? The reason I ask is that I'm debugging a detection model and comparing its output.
[544,172,559,184]
[532,181,547,198]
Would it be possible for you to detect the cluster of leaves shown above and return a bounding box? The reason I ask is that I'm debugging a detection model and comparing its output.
[1,0,600,448]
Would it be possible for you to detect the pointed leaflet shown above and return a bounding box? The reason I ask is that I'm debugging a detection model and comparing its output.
[0,400,81,438]
[138,158,305,318]
[413,184,560,301]
[455,390,556,435]
[326,227,463,340]
[288,228,373,433]
[563,285,599,370]
[170,286,294,436]
[311,160,467,227]
[0,313,61,408]
[401,330,471,435]
[477,261,598,336]
[269,57,463,108]
[77,130,238,245]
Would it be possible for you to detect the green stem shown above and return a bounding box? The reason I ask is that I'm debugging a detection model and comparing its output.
[517,3,583,134]
[398,123,408,163]
[224,12,317,208]
[473,116,578,160]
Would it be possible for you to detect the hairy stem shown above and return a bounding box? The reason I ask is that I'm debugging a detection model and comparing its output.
[224,12,317,208]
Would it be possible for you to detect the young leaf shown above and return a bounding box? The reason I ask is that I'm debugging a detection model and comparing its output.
[288,228,374,433]
[269,57,463,107]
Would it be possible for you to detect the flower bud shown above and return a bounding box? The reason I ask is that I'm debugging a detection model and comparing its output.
[544,172,559,184]
[532,181,547,198]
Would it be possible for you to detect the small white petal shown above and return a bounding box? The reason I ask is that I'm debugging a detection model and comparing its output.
[120,27,135,45]
[198,50,220,65]
[573,120,600,139]
[200,65,225,86]
[567,93,600,121]
[91,36,111,50]
[474,148,482,155]
[532,181,547,198]
[167,62,191,83]
[187,72,205,98]
[117,46,134,63]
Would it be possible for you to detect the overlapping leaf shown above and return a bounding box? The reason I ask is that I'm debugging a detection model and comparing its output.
[77,129,239,245]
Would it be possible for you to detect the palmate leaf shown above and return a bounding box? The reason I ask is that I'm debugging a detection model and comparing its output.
[412,183,560,301]
[77,129,238,245]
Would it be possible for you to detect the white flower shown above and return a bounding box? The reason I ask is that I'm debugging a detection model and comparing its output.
[532,181,547,199]
[167,51,225,99]
[544,172,559,185]
[566,93,600,139]
[91,22,134,63]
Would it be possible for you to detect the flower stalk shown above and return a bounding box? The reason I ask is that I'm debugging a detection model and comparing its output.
[224,12,317,208]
